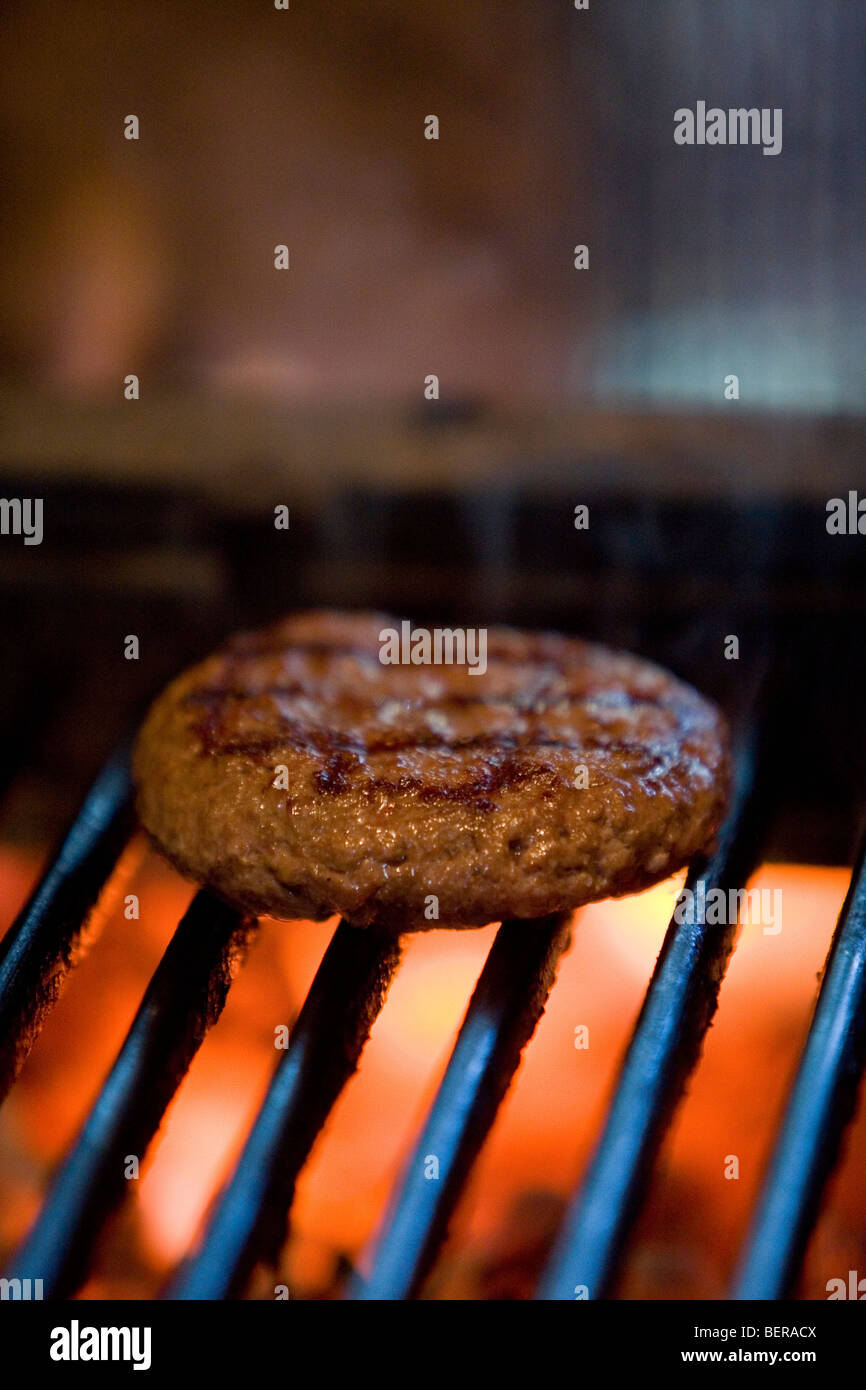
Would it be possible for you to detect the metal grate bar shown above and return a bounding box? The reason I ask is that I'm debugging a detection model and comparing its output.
[536,740,766,1299]
[0,745,134,1105]
[4,890,252,1299]
[165,921,402,1300]
[348,913,572,1300]
[730,835,866,1299]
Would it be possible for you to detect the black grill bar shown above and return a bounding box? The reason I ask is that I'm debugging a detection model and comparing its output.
[348,914,572,1300]
[730,834,866,1300]
[536,739,767,1300]
[165,921,402,1300]
[0,745,134,1105]
[4,890,252,1299]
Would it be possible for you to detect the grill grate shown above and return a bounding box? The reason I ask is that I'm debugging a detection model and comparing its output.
[1,734,865,1300]
[166,921,402,1300]
[0,745,134,1105]
[536,736,764,1300]
[731,841,866,1299]
[349,914,572,1300]
[4,888,251,1299]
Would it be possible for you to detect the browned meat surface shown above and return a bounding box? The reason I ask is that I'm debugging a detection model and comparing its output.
[133,611,730,928]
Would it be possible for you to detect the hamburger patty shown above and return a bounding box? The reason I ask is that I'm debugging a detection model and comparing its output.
[133,610,730,928]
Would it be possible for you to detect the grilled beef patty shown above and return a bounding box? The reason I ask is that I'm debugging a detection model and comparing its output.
[133,610,730,928]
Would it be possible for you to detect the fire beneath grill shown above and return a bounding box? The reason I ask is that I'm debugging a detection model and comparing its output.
[0,835,858,1300]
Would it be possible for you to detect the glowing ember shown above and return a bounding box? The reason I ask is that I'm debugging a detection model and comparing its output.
[0,845,860,1299]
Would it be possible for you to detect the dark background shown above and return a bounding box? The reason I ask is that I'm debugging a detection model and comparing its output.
[0,0,863,861]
